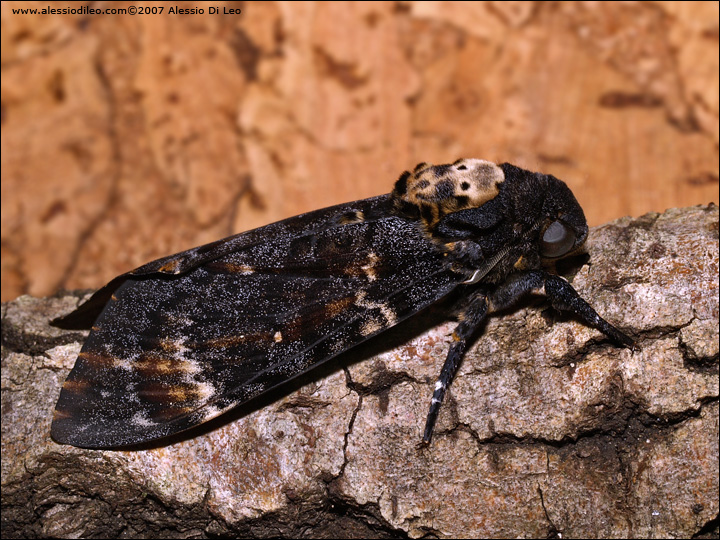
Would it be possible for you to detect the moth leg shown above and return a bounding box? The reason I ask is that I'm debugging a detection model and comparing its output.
[542,273,635,348]
[422,273,543,443]
[489,270,635,348]
[423,291,488,444]
[422,271,634,444]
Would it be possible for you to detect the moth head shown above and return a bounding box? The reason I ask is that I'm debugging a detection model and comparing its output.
[538,175,589,260]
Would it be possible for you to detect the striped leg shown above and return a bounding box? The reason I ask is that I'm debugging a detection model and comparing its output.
[423,292,488,443]
[422,271,634,443]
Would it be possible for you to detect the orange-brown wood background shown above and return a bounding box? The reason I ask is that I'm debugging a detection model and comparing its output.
[2,1,718,301]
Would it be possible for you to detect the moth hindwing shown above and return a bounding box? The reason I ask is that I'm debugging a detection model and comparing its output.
[51,159,634,448]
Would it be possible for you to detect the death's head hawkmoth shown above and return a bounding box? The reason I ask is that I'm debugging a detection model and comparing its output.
[51,159,634,448]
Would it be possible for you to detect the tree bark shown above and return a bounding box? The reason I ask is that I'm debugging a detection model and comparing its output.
[2,205,718,539]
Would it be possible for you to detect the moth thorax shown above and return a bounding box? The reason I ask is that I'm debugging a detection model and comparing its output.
[391,159,505,227]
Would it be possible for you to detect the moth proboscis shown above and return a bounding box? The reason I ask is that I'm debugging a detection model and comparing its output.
[51,159,635,448]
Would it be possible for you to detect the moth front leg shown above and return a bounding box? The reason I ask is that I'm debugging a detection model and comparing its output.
[542,273,635,348]
[487,270,634,348]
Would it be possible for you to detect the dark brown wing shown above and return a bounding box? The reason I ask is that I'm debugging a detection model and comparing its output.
[51,195,467,447]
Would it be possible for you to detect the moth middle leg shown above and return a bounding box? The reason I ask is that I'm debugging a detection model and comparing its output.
[423,289,489,444]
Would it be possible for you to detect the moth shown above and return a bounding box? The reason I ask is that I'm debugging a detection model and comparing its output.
[51,159,634,448]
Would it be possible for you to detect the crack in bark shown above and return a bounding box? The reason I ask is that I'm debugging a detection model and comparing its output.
[537,485,561,538]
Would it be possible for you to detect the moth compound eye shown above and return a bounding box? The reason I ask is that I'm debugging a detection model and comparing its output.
[541,220,576,258]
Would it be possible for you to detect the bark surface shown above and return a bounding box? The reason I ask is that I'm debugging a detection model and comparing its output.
[2,204,718,539]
